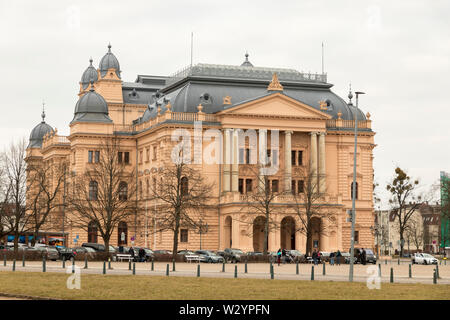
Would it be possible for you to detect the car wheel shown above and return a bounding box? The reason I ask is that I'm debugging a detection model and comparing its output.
[424,260,427,265]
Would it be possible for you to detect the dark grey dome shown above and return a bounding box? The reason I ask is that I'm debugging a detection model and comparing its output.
[81,58,98,89]
[71,87,112,123]
[99,44,121,79]
[28,112,54,148]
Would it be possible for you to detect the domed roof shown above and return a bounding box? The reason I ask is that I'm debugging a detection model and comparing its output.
[28,110,54,149]
[240,52,254,67]
[71,86,112,123]
[99,44,121,79]
[81,58,98,89]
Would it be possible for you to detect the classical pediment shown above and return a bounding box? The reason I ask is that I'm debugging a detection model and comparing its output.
[217,92,332,120]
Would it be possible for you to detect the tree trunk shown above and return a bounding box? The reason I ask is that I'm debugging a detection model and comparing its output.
[172,212,180,261]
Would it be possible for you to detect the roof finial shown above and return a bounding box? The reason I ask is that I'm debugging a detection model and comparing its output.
[41,100,46,122]
[245,51,249,61]
[89,57,93,65]
[89,80,95,92]
[108,43,112,52]
[348,83,353,105]
[267,73,284,91]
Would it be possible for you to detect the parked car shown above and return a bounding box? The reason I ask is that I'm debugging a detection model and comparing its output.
[342,252,356,264]
[177,250,200,262]
[81,243,118,261]
[246,251,263,256]
[286,250,304,262]
[72,246,97,259]
[133,247,155,262]
[412,253,438,265]
[223,248,245,263]
[56,247,77,261]
[195,250,224,263]
[34,245,60,261]
[153,249,172,255]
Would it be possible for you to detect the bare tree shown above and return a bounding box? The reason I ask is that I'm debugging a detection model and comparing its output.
[1,139,30,256]
[67,137,136,255]
[27,161,66,246]
[288,166,336,255]
[150,159,213,260]
[405,218,424,251]
[386,167,423,257]
[240,164,282,255]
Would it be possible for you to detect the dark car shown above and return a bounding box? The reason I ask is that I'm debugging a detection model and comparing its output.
[153,249,172,255]
[73,246,97,259]
[354,248,377,264]
[133,247,155,262]
[34,245,59,261]
[82,243,118,261]
[56,247,77,261]
[195,250,224,263]
[223,248,245,263]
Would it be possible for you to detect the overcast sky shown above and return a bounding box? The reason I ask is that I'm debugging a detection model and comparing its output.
[1,0,449,207]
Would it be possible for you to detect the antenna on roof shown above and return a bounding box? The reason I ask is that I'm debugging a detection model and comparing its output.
[190,32,194,68]
[321,42,325,74]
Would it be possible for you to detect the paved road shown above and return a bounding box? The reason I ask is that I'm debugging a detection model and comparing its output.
[1,260,449,285]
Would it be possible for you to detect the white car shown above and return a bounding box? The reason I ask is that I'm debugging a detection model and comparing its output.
[412,253,438,265]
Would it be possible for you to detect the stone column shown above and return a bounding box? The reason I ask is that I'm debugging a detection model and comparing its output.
[231,129,239,192]
[223,129,231,192]
[284,131,293,193]
[310,132,318,191]
[318,132,326,193]
[258,130,267,192]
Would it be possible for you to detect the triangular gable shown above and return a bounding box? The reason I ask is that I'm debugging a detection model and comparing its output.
[217,92,332,120]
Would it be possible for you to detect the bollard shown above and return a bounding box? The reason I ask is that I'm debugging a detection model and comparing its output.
[323,262,326,275]
[22,253,25,267]
[72,258,75,274]
[151,259,154,271]
[197,264,200,277]
[440,260,441,265]
[129,260,132,271]
[12,259,16,271]
[385,259,387,265]
[270,264,274,280]
[108,258,112,270]
[390,267,393,283]
[222,261,225,273]
[433,269,437,284]
[436,264,440,279]
[166,263,169,276]
[245,261,248,274]
[3,254,6,266]
[296,261,299,275]
[378,263,381,277]
[172,260,176,272]
[311,265,314,280]
[234,265,238,278]
[84,255,88,269]
[409,264,412,278]
[133,262,136,275]
[398,258,400,265]
[43,256,46,273]
[103,261,106,274]
[62,255,66,268]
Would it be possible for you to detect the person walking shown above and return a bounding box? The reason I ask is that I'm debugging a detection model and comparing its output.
[277,249,282,266]
[336,250,342,266]
[330,251,335,266]
[129,246,135,261]
[312,249,318,265]
[282,248,287,264]
[139,247,146,262]
[361,248,367,265]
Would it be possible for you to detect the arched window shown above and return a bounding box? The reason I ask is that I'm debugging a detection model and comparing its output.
[118,221,128,245]
[181,177,188,196]
[88,221,98,243]
[146,178,150,198]
[89,181,98,201]
[119,182,128,201]
[351,182,358,200]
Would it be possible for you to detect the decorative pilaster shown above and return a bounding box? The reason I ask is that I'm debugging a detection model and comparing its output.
[310,132,318,191]
[223,129,231,192]
[318,132,326,193]
[284,131,293,192]
[231,129,239,192]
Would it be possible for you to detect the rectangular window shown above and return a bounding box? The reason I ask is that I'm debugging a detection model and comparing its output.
[124,152,130,164]
[266,149,271,164]
[180,229,188,243]
[291,150,296,166]
[118,152,123,164]
[88,151,93,163]
[298,151,303,166]
[94,151,100,163]
[245,148,250,164]
[245,179,253,193]
[153,146,157,160]
[291,180,296,195]
[239,148,245,164]
[272,149,278,166]
[139,150,143,164]
[146,148,150,162]
[354,231,359,244]
[298,180,304,193]
[272,180,279,193]
[238,178,244,194]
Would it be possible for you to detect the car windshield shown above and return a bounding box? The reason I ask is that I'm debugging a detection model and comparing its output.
[232,249,243,254]
[365,250,374,255]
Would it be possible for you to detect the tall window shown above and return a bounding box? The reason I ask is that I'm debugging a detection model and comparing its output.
[139,150,143,164]
[245,148,250,164]
[298,151,303,166]
[245,179,253,193]
[139,180,143,199]
[119,182,128,201]
[291,180,296,194]
[88,150,100,163]
[291,150,296,166]
[351,182,358,200]
[95,151,100,163]
[238,178,244,194]
[239,148,245,164]
[118,152,123,163]
[89,181,98,200]
[88,221,98,243]
[88,151,93,163]
[124,152,130,164]
[146,178,150,198]
[298,180,304,193]
[354,230,359,244]
[146,148,150,162]
[180,229,188,243]
[153,146,157,160]
[118,221,128,245]
[271,180,279,193]
[181,177,189,196]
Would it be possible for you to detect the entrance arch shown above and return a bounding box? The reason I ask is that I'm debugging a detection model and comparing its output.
[310,217,322,253]
[253,216,267,252]
[281,216,296,250]
[118,221,128,246]
[224,216,232,248]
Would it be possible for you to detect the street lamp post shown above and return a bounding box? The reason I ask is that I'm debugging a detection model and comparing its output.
[349,91,365,282]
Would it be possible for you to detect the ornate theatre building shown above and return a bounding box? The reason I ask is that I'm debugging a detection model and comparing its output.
[25,45,376,253]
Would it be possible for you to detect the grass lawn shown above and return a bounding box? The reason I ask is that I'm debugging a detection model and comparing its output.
[0,271,449,300]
